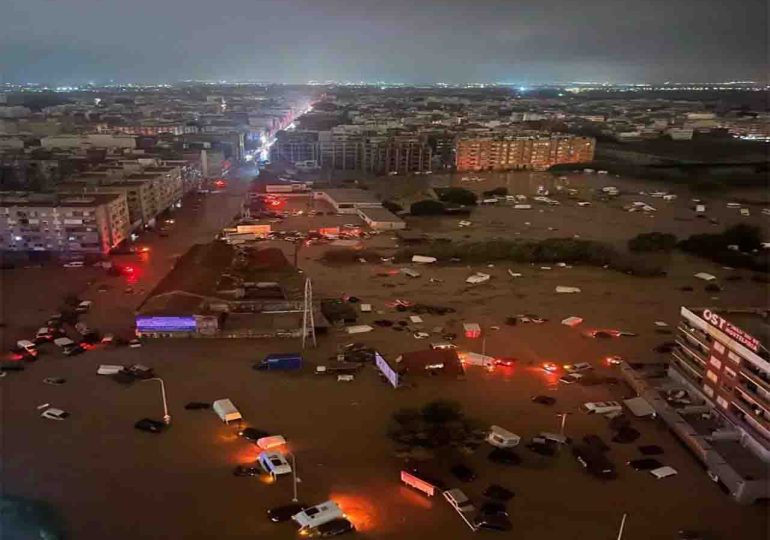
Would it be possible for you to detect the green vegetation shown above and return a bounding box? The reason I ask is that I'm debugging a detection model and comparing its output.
[397,238,664,276]
[436,187,477,206]
[410,199,446,216]
[628,232,678,252]
[388,400,483,459]
[679,224,768,272]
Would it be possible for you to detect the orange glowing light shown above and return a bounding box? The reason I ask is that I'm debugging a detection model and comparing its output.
[328,493,379,532]
[542,362,559,373]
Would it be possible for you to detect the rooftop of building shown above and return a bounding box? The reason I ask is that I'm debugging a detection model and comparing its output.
[0,191,123,208]
[320,188,381,205]
[357,206,403,222]
[687,307,770,352]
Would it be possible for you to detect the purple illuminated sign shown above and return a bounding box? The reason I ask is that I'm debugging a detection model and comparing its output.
[136,316,197,332]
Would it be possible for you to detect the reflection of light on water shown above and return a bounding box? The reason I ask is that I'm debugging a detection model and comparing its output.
[329,492,379,532]
[398,487,433,510]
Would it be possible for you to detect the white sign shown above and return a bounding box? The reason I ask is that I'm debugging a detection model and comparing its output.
[375,352,399,388]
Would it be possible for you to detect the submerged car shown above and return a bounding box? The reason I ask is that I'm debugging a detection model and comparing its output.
[134,418,165,433]
[267,503,307,523]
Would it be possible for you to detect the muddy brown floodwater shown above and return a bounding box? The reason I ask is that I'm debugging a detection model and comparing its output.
[1,169,768,539]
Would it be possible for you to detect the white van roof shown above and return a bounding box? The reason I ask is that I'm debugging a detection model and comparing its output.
[489,425,518,440]
[650,466,678,479]
[292,500,343,529]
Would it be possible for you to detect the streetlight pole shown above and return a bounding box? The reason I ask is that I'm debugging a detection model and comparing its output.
[144,377,171,425]
[557,412,569,437]
[616,513,628,540]
[288,452,299,502]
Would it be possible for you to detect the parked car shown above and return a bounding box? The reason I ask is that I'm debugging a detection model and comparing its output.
[267,503,307,523]
[559,373,584,384]
[488,448,522,466]
[473,513,512,531]
[627,458,663,471]
[258,451,292,477]
[233,466,263,477]
[124,364,154,379]
[184,401,211,410]
[531,395,556,406]
[583,434,610,453]
[311,517,355,537]
[612,426,641,443]
[582,401,622,415]
[238,427,270,442]
[483,484,514,501]
[41,408,69,421]
[134,418,165,433]
[479,501,508,517]
[450,464,477,482]
[564,362,592,373]
[650,466,678,479]
[494,357,517,367]
[572,445,617,479]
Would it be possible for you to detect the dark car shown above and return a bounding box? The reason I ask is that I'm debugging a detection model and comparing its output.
[125,364,155,380]
[267,503,307,523]
[233,466,262,477]
[526,438,558,456]
[135,418,165,433]
[483,484,515,502]
[0,362,25,372]
[480,501,508,516]
[638,445,664,456]
[184,401,211,410]
[627,458,663,471]
[583,434,610,453]
[488,448,522,466]
[315,517,355,537]
[238,427,270,442]
[473,513,512,531]
[450,464,477,483]
[531,395,556,406]
[62,344,85,357]
[572,445,617,479]
[612,427,641,444]
[494,357,517,367]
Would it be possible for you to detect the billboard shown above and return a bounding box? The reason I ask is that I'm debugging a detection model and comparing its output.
[375,352,399,388]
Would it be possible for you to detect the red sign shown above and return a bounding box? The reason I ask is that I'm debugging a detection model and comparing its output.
[400,471,436,497]
[702,309,760,353]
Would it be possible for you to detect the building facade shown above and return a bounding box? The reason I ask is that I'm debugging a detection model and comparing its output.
[0,192,130,253]
[672,307,770,456]
[455,133,595,172]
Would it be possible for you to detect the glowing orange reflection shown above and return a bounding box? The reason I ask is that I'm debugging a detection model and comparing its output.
[328,492,379,532]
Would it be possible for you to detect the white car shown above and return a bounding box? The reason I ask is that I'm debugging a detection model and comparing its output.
[559,373,584,384]
[583,401,622,415]
[292,500,344,531]
[41,408,69,421]
[258,451,292,477]
[62,261,84,268]
[650,466,678,479]
[564,362,592,373]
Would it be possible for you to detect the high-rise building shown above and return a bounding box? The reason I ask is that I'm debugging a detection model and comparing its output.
[455,133,595,172]
[0,191,130,253]
[671,307,770,454]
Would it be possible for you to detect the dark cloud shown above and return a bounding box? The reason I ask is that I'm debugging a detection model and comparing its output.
[0,0,766,84]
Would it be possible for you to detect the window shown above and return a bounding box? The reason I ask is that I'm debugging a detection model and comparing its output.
[703,385,715,397]
[727,351,741,364]
[709,356,722,370]
[724,366,737,379]
[706,370,719,383]
[716,396,729,410]
[713,342,725,354]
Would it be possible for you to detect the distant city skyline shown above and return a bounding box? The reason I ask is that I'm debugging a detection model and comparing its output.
[1,0,767,86]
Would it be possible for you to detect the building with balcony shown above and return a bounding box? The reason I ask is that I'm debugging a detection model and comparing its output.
[455,133,595,172]
[0,191,130,254]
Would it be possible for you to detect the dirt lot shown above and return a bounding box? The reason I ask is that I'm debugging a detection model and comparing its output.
[1,169,769,539]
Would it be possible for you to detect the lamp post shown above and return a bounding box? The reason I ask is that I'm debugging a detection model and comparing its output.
[288,452,300,502]
[144,377,170,425]
[616,513,628,540]
[557,412,570,437]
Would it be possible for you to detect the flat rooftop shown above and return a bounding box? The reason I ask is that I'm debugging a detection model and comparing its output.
[357,206,404,223]
[321,188,380,204]
[0,191,122,208]
[717,309,770,351]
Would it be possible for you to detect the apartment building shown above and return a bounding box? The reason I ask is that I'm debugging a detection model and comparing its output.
[671,307,770,457]
[0,191,130,253]
[455,133,595,172]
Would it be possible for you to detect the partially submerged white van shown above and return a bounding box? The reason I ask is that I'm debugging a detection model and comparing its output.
[485,425,521,448]
[212,399,242,424]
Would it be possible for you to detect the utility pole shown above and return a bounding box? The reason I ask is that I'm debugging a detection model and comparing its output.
[616,513,627,540]
[302,278,316,349]
[144,377,170,425]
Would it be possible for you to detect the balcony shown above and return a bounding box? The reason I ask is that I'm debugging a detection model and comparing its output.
[731,395,770,436]
[736,376,770,408]
[674,339,708,366]
[677,325,711,353]
[741,362,770,393]
[670,352,704,383]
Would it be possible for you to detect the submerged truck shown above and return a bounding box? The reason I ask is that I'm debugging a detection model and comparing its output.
[255,353,302,371]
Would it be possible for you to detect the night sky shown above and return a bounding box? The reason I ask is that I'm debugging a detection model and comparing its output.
[1,0,767,84]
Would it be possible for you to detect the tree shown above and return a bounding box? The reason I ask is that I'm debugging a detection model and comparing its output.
[410,199,445,216]
[628,232,678,252]
[387,400,482,457]
[437,187,477,206]
[722,224,763,252]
